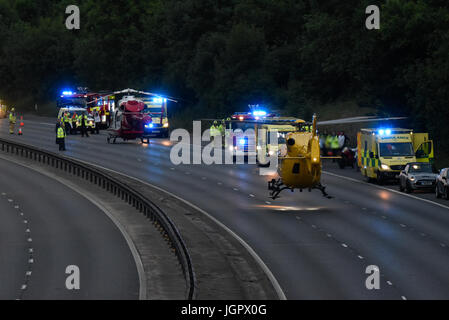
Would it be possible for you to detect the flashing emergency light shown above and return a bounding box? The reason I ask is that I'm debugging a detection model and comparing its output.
[239,138,246,145]
[62,91,73,96]
[378,129,392,136]
[152,97,167,103]
[253,110,267,117]
[145,123,154,129]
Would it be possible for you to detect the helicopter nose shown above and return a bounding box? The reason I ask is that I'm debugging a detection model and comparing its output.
[287,138,295,146]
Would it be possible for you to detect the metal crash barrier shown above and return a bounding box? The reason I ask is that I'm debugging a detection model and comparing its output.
[0,137,196,300]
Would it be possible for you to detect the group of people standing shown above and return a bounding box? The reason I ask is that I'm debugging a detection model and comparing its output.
[55,110,102,151]
[320,131,348,156]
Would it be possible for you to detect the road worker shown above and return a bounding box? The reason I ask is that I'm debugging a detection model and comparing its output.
[71,112,78,134]
[210,120,221,148]
[80,113,89,137]
[331,132,340,160]
[56,123,66,151]
[9,108,16,134]
[63,112,71,135]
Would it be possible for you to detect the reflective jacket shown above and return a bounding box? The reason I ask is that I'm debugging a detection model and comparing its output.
[331,136,340,149]
[57,127,66,139]
[9,113,16,124]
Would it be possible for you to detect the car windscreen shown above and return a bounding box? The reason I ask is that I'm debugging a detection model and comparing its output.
[409,163,433,173]
[379,142,414,157]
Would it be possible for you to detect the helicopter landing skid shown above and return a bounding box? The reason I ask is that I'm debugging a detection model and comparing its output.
[268,179,332,200]
[316,183,333,199]
[268,179,292,200]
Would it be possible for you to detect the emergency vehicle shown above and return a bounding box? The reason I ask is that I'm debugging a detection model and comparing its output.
[57,107,96,133]
[0,104,7,119]
[57,90,116,129]
[227,112,303,165]
[357,128,434,183]
[141,97,169,137]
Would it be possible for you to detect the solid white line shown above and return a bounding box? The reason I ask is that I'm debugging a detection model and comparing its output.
[0,155,147,300]
[323,171,449,210]
[74,158,287,300]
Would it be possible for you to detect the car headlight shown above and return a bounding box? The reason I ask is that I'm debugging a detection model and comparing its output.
[409,176,416,181]
[268,150,275,156]
[381,164,390,170]
[163,123,169,128]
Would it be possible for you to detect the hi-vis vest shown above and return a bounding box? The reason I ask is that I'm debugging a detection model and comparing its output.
[331,136,340,149]
[210,125,220,136]
[9,113,16,123]
[57,127,65,139]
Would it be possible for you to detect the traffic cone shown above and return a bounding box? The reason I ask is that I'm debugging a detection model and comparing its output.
[18,116,24,135]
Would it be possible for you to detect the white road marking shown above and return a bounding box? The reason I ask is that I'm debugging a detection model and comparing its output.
[25,229,30,233]
[323,171,449,210]
[21,285,27,290]
[26,271,32,276]
[401,296,407,300]
[249,194,255,198]
[341,243,348,248]
[8,199,12,202]
[326,233,332,238]
[265,201,271,205]
[73,159,287,300]
[28,259,34,264]
[400,224,406,228]
[357,255,364,260]
[28,248,33,253]
[233,188,239,191]
[27,238,32,242]
[387,281,393,286]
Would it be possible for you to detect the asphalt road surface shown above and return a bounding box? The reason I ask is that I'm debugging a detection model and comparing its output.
[1,117,449,299]
[0,154,139,300]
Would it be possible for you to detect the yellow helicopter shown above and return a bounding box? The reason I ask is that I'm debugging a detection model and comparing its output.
[265,114,339,199]
[208,113,339,200]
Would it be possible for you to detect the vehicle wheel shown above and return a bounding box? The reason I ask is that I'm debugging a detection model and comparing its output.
[399,181,405,192]
[376,173,384,185]
[435,184,441,198]
[405,181,412,193]
[107,137,110,144]
[445,187,449,200]
[338,159,345,169]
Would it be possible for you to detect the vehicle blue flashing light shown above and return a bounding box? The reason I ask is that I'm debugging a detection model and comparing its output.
[145,123,154,129]
[239,138,246,145]
[253,110,267,117]
[378,129,392,136]
[62,91,73,96]
[152,97,167,103]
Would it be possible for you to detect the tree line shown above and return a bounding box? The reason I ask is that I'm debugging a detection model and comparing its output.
[0,0,448,156]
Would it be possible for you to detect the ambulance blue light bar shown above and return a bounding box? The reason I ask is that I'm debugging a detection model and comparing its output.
[253,110,267,116]
[378,129,392,136]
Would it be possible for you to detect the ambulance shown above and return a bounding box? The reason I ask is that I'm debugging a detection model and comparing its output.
[357,128,434,184]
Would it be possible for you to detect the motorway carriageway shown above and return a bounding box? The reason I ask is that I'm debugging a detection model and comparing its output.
[1,117,449,299]
[0,156,139,299]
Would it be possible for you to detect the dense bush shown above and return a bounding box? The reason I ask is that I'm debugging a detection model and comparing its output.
[0,0,448,153]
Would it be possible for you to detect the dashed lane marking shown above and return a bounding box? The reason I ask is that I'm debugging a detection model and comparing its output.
[323,171,449,211]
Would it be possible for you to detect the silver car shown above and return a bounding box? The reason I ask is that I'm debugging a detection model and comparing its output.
[399,163,437,193]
